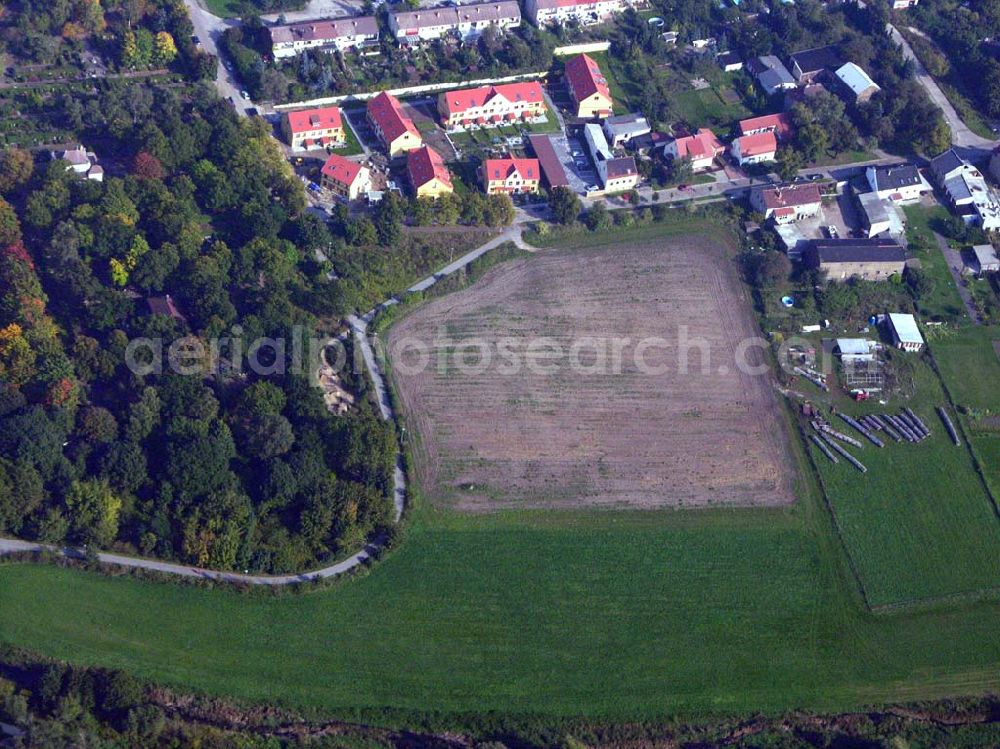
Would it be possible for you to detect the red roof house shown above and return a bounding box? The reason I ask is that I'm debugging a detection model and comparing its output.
[320,153,372,200]
[564,53,613,118]
[664,128,724,171]
[367,91,423,156]
[281,105,346,149]
[407,145,453,197]
[737,112,794,140]
[730,131,778,165]
[438,81,546,127]
[481,157,541,194]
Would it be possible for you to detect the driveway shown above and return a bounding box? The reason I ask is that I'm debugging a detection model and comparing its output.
[182,0,254,116]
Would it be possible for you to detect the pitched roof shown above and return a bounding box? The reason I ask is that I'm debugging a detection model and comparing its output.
[532,0,607,9]
[738,112,794,139]
[670,128,723,160]
[789,45,843,75]
[733,131,777,157]
[270,16,378,45]
[870,164,921,191]
[285,105,343,134]
[321,153,366,187]
[565,53,611,104]
[717,51,742,67]
[604,112,651,137]
[407,145,452,190]
[752,182,822,210]
[484,157,539,182]
[439,81,544,117]
[367,91,419,143]
[888,312,923,344]
[604,156,637,179]
[527,134,569,188]
[391,1,520,30]
[835,62,880,97]
[753,55,795,88]
[929,148,967,182]
[812,238,905,264]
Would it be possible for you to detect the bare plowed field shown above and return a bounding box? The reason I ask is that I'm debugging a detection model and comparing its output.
[387,234,796,511]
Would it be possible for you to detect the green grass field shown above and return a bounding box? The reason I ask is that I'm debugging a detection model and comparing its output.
[812,357,1000,608]
[903,204,970,323]
[3,220,1000,723]
[672,87,750,129]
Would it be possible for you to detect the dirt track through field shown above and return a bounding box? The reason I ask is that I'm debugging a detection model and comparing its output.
[387,234,796,511]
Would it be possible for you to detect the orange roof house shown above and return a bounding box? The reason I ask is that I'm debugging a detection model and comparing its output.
[663,128,724,171]
[481,157,540,194]
[367,91,423,156]
[281,106,346,150]
[438,81,546,129]
[320,153,372,201]
[564,53,613,119]
[737,112,794,140]
[407,146,453,198]
[730,131,778,166]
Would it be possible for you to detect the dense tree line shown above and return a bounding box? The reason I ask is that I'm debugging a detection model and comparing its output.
[0,83,396,573]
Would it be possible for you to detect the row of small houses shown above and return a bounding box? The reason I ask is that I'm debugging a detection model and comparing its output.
[269,0,648,59]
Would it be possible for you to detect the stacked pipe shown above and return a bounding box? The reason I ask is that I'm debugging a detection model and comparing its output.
[793,366,829,392]
[898,411,929,441]
[870,414,903,442]
[811,434,839,464]
[905,408,931,437]
[814,421,864,448]
[822,434,868,473]
[838,413,885,448]
[937,407,961,446]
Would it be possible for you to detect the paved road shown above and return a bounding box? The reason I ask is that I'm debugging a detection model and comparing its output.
[889,22,995,151]
[182,0,253,116]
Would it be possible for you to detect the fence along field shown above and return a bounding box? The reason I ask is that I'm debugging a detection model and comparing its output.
[386,235,796,511]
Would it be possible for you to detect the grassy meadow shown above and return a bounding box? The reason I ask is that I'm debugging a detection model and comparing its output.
[2,219,1000,724]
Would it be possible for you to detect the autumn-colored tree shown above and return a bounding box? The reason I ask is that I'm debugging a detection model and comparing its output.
[0,148,33,195]
[154,31,177,65]
[79,0,107,34]
[65,479,122,547]
[0,324,37,387]
[132,151,163,181]
[61,22,87,40]
[0,198,21,247]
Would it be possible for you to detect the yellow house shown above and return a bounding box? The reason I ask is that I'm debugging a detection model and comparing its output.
[367,91,423,157]
[407,146,453,198]
[565,53,613,119]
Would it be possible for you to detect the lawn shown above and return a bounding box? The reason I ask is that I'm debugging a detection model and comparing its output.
[932,325,1000,410]
[903,204,970,323]
[202,0,251,17]
[3,219,1000,724]
[672,87,750,129]
[813,356,1000,608]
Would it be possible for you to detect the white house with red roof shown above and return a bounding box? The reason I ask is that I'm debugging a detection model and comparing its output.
[407,146,453,199]
[663,128,724,171]
[565,53,613,119]
[367,91,423,157]
[526,0,646,26]
[481,157,541,194]
[737,112,794,141]
[730,131,778,166]
[320,153,372,201]
[437,81,546,131]
[281,106,346,150]
[749,183,822,225]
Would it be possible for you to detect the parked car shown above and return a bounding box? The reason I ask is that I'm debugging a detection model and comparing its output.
[677,184,689,191]
[308,182,320,192]
[240,90,250,100]
[826,225,839,238]
[809,173,824,181]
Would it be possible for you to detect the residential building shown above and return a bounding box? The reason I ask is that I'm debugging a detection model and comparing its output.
[887,312,925,352]
[749,183,822,224]
[281,106,346,150]
[737,112,794,140]
[833,62,880,103]
[663,128,724,171]
[388,1,520,44]
[525,0,646,26]
[749,55,796,96]
[269,16,379,58]
[971,244,1000,275]
[716,51,743,72]
[437,81,546,130]
[52,145,103,181]
[320,153,372,200]
[527,134,569,189]
[929,149,1000,231]
[807,238,906,281]
[892,0,919,8]
[407,146,453,199]
[865,164,930,204]
[788,45,842,83]
[598,155,639,192]
[857,191,905,239]
[584,122,612,161]
[565,53,613,118]
[603,112,651,148]
[367,91,423,157]
[481,157,541,194]
[730,131,778,166]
